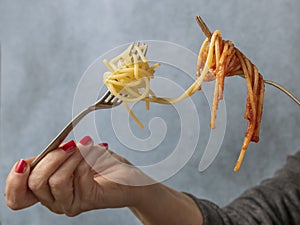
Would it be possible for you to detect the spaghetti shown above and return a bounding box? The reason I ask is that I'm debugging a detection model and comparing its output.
[103,30,265,172]
[103,44,160,128]
[196,29,265,172]
[103,43,203,128]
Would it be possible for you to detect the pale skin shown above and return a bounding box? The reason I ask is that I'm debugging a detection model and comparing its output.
[5,138,203,225]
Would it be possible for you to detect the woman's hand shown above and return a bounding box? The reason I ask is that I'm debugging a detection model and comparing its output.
[5,136,150,216]
[6,136,203,224]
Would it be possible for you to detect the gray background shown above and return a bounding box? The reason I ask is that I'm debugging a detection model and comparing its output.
[1,0,299,224]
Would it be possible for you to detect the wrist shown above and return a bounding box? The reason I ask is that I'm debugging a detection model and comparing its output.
[129,183,203,225]
[125,182,162,208]
[128,183,168,224]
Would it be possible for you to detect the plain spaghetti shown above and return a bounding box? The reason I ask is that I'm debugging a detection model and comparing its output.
[103,43,203,127]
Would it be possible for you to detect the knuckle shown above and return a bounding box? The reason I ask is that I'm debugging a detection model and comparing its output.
[42,204,64,215]
[108,151,131,164]
[28,175,47,192]
[76,162,90,174]
[64,208,80,217]
[44,149,63,159]
[48,176,65,190]
[6,199,22,210]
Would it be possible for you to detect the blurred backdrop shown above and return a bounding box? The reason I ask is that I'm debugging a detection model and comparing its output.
[1,0,300,224]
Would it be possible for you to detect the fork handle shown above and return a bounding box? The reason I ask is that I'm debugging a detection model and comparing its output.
[30,106,94,169]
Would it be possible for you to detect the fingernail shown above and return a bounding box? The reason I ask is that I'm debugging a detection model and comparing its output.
[79,136,92,146]
[98,142,108,150]
[15,159,27,173]
[60,140,76,152]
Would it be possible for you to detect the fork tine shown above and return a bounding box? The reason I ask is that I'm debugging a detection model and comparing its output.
[128,43,135,53]
[104,93,114,103]
[111,97,121,104]
[137,42,147,55]
[142,44,148,56]
[99,90,112,102]
[110,95,118,102]
[131,42,148,64]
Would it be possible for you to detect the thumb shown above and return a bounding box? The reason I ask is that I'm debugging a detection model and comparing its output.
[6,158,38,210]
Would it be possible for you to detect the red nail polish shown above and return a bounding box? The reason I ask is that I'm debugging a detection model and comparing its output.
[98,142,108,150]
[15,159,27,173]
[79,136,92,146]
[60,140,76,152]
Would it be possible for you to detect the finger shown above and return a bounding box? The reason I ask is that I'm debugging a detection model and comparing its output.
[71,144,106,213]
[76,144,105,175]
[93,148,154,186]
[48,150,82,208]
[28,140,77,204]
[49,136,94,209]
[92,147,130,174]
[6,158,38,210]
[90,144,109,175]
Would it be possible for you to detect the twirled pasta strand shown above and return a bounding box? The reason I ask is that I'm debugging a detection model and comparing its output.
[196,30,265,172]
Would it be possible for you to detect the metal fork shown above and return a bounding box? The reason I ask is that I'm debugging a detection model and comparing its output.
[30,91,122,168]
[30,42,147,169]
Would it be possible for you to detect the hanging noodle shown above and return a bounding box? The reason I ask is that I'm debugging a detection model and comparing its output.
[196,30,265,172]
[103,32,265,172]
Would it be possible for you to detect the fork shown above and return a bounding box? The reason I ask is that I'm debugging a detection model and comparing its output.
[30,42,147,169]
[195,16,300,106]
[30,91,122,168]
